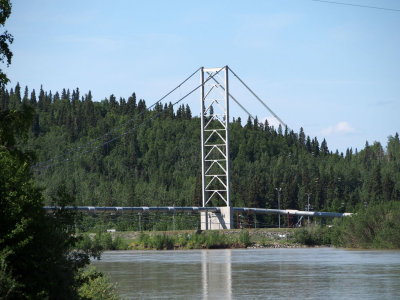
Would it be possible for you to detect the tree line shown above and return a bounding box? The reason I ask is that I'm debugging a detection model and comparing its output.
[1,82,399,215]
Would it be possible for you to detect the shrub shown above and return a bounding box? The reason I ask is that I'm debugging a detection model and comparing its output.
[112,236,129,250]
[137,231,150,248]
[205,232,226,248]
[238,231,251,247]
[77,267,119,300]
[151,234,174,250]
[294,225,331,246]
[331,201,400,249]
[187,232,206,248]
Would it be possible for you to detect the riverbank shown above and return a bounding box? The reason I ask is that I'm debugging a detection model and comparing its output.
[76,203,400,251]
[78,228,310,251]
[92,248,400,299]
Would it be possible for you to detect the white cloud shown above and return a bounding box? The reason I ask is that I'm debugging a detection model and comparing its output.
[321,121,356,136]
[261,116,282,129]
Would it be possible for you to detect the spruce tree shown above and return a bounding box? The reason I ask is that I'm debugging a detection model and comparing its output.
[22,85,29,104]
[321,138,329,155]
[30,89,37,106]
[127,92,137,114]
[299,127,305,143]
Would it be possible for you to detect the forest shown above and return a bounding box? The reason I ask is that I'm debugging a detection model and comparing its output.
[1,82,399,219]
[1,4,399,299]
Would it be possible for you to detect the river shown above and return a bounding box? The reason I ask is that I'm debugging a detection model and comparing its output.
[92,248,400,299]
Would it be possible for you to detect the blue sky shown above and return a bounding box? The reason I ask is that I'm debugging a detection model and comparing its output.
[5,0,400,153]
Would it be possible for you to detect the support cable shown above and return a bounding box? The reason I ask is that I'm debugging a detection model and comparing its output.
[33,67,201,169]
[207,71,281,130]
[35,67,224,171]
[310,0,400,12]
[229,67,288,129]
[206,71,256,121]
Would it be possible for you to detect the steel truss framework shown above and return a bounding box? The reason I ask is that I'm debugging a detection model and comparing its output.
[201,66,231,208]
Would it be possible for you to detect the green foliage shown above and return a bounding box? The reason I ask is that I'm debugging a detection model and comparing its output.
[0,8,120,298]
[10,86,397,224]
[293,202,400,249]
[76,232,129,253]
[80,229,303,250]
[204,231,227,249]
[238,231,251,247]
[137,231,150,248]
[151,234,174,250]
[186,232,207,249]
[136,232,174,250]
[1,80,400,231]
[0,105,33,150]
[132,231,246,250]
[0,107,84,298]
[294,225,332,246]
[0,0,13,87]
[77,267,119,300]
[331,201,400,249]
[0,105,121,299]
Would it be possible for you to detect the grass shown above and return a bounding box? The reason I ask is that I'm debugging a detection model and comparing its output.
[77,228,300,251]
[76,203,400,251]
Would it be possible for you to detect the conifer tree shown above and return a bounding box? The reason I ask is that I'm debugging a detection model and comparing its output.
[185,104,192,120]
[306,136,312,153]
[369,163,383,202]
[14,82,21,102]
[321,138,329,155]
[22,85,29,104]
[0,87,9,110]
[127,92,137,114]
[299,127,306,146]
[278,124,283,136]
[245,116,252,129]
[61,88,67,100]
[138,99,146,113]
[30,88,37,106]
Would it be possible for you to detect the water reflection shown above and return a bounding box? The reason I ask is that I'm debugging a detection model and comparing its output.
[93,248,400,299]
[202,250,232,300]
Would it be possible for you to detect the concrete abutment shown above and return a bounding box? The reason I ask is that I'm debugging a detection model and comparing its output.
[200,207,233,230]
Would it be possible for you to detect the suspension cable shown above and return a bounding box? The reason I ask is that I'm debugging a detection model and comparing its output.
[33,67,201,169]
[34,67,224,171]
[206,71,256,121]
[229,67,288,129]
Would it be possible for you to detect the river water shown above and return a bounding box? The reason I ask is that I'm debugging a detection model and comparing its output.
[92,248,400,299]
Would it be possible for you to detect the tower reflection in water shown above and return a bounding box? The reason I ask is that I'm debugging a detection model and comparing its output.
[202,249,232,300]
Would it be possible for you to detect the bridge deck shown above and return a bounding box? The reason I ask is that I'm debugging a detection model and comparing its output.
[44,206,351,218]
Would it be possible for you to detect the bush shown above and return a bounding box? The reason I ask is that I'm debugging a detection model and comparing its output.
[138,231,151,248]
[294,225,331,246]
[151,234,174,250]
[205,232,227,248]
[331,201,400,249]
[112,236,129,250]
[77,267,119,300]
[187,232,206,249]
[76,232,129,253]
[135,232,175,250]
[175,234,189,248]
[238,231,251,247]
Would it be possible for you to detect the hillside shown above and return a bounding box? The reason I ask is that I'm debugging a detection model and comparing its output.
[2,84,400,216]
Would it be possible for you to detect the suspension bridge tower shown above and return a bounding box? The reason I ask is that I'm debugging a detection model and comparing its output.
[200,66,233,230]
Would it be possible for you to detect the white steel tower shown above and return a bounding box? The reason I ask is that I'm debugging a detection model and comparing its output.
[200,66,232,229]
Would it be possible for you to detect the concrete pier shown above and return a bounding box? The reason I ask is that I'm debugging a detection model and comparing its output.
[201,207,233,230]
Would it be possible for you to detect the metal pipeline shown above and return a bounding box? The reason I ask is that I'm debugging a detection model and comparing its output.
[232,207,352,218]
[44,206,351,218]
[44,206,221,213]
